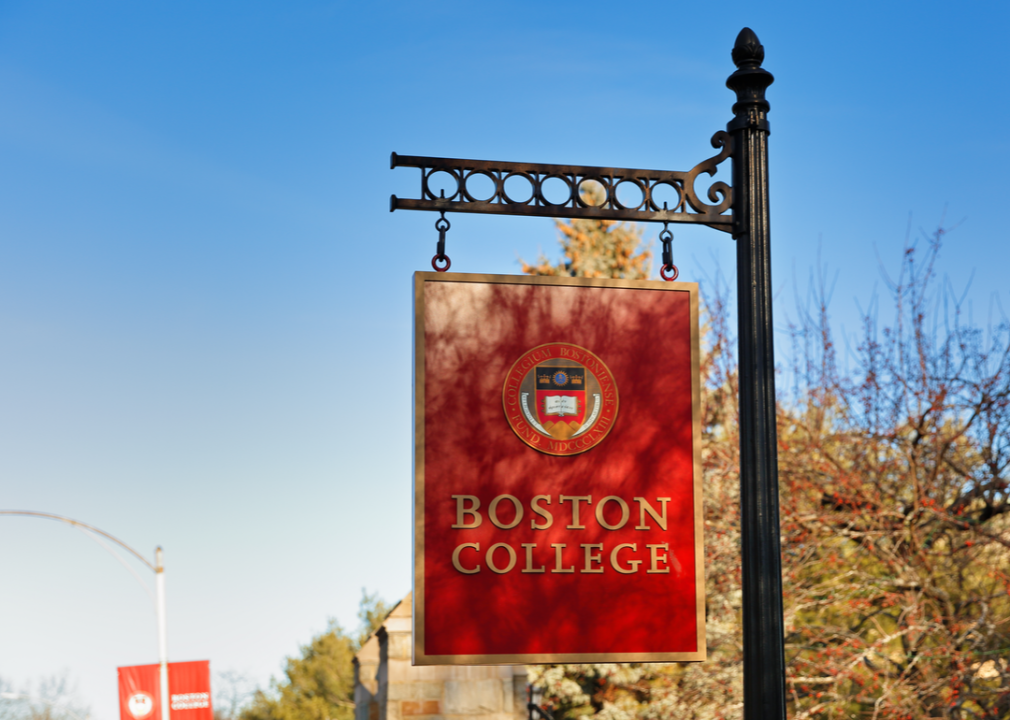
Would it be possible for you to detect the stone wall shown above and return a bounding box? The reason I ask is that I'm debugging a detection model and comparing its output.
[354,631,380,720]
[354,593,527,720]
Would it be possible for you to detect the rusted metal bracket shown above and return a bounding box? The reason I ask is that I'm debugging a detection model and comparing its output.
[390,131,733,233]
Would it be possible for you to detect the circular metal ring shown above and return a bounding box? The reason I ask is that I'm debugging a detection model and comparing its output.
[576,176,609,207]
[538,173,575,207]
[659,229,673,243]
[432,254,451,272]
[501,171,536,205]
[422,169,460,200]
[435,217,450,232]
[648,181,684,213]
[660,264,679,282]
[613,177,648,211]
[461,170,499,203]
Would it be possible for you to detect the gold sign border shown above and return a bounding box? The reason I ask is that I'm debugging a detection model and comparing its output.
[413,272,705,665]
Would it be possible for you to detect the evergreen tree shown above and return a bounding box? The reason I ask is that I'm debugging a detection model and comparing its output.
[521,184,651,279]
[240,592,390,720]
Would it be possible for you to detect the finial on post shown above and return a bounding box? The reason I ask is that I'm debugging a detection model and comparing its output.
[726,27,773,133]
[731,27,765,69]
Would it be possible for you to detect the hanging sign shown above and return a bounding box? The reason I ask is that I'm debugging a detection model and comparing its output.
[413,272,704,664]
[118,661,212,720]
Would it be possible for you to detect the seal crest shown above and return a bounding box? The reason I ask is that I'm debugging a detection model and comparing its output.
[502,342,619,456]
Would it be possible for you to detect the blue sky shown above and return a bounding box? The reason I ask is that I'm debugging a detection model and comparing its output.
[1,1,1008,718]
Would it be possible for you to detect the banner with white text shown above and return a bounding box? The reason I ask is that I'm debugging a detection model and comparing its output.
[118,661,212,720]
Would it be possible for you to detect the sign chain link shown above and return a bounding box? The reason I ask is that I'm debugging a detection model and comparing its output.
[432,208,451,272]
[659,216,678,281]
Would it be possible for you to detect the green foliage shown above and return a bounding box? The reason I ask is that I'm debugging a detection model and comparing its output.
[356,591,391,647]
[241,624,358,720]
[240,590,389,720]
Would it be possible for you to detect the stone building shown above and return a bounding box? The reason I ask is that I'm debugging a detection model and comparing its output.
[354,593,528,720]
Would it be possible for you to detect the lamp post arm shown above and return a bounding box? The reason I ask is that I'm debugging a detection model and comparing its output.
[75,525,156,601]
[0,510,156,571]
[0,509,170,720]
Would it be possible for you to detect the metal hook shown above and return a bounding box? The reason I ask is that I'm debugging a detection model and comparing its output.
[659,212,677,281]
[432,208,451,272]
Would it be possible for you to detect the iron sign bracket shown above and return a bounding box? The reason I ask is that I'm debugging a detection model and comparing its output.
[390,131,733,233]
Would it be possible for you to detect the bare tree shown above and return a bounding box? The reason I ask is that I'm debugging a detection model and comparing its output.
[530,226,1010,720]
[213,671,256,720]
[0,674,90,720]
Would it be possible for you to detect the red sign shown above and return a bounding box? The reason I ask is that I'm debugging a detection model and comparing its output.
[413,273,704,664]
[118,661,212,720]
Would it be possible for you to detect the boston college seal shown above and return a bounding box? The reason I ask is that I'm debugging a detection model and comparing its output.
[502,342,619,456]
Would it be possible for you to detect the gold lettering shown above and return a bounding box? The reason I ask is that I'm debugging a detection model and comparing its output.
[521,543,545,573]
[635,497,671,530]
[559,495,592,529]
[581,544,604,573]
[610,543,641,574]
[595,496,630,530]
[451,495,482,529]
[517,426,542,444]
[452,543,480,574]
[550,543,574,573]
[486,543,517,574]
[646,543,671,573]
[488,495,523,529]
[530,495,553,530]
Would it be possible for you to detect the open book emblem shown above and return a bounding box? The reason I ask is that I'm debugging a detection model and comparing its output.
[535,365,587,431]
[502,343,619,456]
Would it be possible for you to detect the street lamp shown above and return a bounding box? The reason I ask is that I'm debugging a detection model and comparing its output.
[0,511,171,720]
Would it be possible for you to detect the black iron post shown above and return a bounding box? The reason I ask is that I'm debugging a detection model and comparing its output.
[727,28,787,720]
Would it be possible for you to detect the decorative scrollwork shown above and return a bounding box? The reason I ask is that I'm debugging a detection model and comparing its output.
[684,131,732,216]
[390,131,733,233]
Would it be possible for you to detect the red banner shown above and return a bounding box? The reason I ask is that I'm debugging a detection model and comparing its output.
[118,661,212,720]
[413,273,705,664]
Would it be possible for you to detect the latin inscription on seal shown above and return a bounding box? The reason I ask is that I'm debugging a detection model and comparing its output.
[502,342,619,456]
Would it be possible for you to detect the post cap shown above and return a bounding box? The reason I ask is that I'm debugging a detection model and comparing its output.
[732,28,765,69]
[726,26,773,133]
